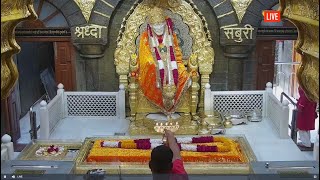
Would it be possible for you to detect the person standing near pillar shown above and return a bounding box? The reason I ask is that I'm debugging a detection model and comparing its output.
[297,87,317,148]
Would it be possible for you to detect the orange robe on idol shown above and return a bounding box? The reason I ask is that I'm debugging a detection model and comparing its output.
[136,31,190,113]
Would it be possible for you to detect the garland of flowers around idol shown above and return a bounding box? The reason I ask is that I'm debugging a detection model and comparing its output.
[100,136,231,152]
[147,18,179,87]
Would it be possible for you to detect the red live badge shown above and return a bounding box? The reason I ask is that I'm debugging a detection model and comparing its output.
[263,10,281,23]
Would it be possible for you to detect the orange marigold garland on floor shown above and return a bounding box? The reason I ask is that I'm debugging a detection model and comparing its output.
[87,137,246,163]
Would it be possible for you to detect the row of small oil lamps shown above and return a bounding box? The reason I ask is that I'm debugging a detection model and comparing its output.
[155,122,179,126]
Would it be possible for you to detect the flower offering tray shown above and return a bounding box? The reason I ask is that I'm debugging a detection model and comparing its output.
[17,139,83,161]
[75,135,256,174]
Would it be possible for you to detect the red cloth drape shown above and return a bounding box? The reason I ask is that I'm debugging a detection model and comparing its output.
[296,87,317,130]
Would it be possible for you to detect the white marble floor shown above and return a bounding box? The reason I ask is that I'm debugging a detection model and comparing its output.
[48,117,129,141]
[17,102,129,143]
[226,118,313,161]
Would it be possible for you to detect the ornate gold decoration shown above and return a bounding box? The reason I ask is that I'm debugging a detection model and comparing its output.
[187,1,212,41]
[279,0,319,102]
[114,0,214,134]
[162,85,177,110]
[1,0,37,100]
[75,136,256,174]
[73,0,96,23]
[130,113,198,135]
[280,0,319,26]
[198,118,211,135]
[230,0,253,23]
[297,54,319,102]
[201,111,223,128]
[1,1,31,22]
[142,0,182,8]
[188,54,200,116]
[148,6,166,24]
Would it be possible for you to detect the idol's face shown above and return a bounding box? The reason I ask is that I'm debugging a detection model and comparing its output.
[151,22,166,36]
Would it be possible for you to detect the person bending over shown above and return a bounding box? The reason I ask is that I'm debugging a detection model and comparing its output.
[149,129,187,178]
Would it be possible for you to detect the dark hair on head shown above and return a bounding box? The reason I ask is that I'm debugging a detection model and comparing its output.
[149,145,173,174]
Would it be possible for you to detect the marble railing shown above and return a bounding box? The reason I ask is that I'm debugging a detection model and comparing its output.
[205,82,290,139]
[39,84,125,140]
[1,134,14,161]
[39,84,64,140]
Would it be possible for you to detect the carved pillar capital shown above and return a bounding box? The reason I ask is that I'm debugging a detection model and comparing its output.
[279,0,319,102]
[1,0,37,99]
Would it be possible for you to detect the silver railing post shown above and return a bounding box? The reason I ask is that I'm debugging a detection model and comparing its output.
[280,92,298,144]
[291,109,298,144]
[29,107,38,140]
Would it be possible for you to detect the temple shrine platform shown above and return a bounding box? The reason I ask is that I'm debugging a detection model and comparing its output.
[2,83,318,176]
[13,83,317,162]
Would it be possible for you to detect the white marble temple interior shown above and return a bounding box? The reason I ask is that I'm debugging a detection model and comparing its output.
[17,101,129,143]
[16,90,318,161]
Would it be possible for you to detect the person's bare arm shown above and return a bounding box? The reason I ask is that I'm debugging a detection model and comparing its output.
[164,129,181,161]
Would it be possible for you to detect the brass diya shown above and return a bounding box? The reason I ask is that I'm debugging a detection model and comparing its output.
[154,116,180,143]
[223,115,233,128]
[198,117,211,135]
[199,111,223,129]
